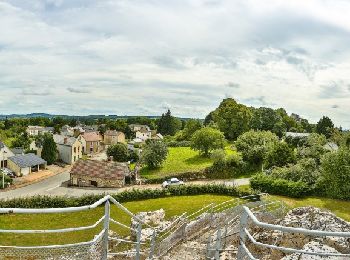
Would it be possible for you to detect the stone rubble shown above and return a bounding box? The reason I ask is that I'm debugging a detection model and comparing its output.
[249,207,350,259]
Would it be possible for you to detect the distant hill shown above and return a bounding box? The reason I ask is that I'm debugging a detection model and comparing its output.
[0,113,197,120]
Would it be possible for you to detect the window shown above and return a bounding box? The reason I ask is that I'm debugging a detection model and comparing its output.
[74,147,76,153]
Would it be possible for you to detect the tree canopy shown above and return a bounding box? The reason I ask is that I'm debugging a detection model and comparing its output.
[106,143,129,162]
[316,116,334,138]
[190,127,225,156]
[41,134,57,165]
[141,140,168,168]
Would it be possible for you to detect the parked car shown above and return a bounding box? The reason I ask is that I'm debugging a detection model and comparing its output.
[1,168,16,178]
[162,178,184,188]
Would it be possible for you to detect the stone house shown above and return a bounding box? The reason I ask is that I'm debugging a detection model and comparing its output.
[26,126,54,136]
[7,154,47,176]
[70,159,130,188]
[78,132,102,154]
[53,135,83,165]
[0,141,15,168]
[129,124,150,133]
[104,130,125,145]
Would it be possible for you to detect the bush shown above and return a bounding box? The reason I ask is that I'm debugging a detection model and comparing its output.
[318,148,350,200]
[0,174,13,189]
[251,173,311,198]
[191,127,225,156]
[166,140,191,147]
[107,143,129,162]
[269,158,320,186]
[0,184,251,208]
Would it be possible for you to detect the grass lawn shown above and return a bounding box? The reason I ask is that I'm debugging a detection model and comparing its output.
[141,146,236,179]
[270,195,350,222]
[0,194,232,246]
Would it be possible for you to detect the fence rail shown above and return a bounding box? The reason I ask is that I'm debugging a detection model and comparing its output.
[237,205,350,259]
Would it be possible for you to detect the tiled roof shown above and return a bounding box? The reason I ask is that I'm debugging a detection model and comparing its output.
[70,160,129,180]
[53,135,78,146]
[105,130,123,136]
[81,132,102,142]
[8,154,46,168]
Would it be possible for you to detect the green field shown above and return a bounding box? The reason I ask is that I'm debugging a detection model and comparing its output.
[0,194,232,246]
[271,195,350,222]
[141,146,235,179]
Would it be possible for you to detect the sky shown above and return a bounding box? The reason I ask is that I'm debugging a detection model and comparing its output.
[1,0,350,127]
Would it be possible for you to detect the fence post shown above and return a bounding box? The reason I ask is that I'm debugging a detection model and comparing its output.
[206,235,212,259]
[214,228,221,260]
[149,230,156,259]
[103,200,110,259]
[237,209,249,259]
[135,222,142,260]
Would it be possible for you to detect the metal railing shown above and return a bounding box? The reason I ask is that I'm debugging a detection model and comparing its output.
[237,206,350,259]
[0,195,154,260]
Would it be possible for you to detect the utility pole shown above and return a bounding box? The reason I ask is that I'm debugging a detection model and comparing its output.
[1,150,7,189]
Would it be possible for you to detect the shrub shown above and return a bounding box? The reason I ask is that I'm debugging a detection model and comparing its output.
[141,140,168,168]
[318,148,350,200]
[0,184,250,208]
[107,143,129,162]
[0,174,13,189]
[265,141,295,168]
[251,173,311,197]
[269,158,320,186]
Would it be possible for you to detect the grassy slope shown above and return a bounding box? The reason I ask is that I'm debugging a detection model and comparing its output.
[141,146,235,179]
[271,195,350,222]
[0,194,232,246]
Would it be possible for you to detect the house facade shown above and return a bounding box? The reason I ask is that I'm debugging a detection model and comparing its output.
[135,129,152,141]
[7,154,47,176]
[78,132,102,154]
[53,135,83,164]
[26,126,54,136]
[104,130,125,145]
[70,159,130,188]
[0,141,15,168]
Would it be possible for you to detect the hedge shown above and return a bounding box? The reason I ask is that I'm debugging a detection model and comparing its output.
[250,173,312,198]
[0,184,251,209]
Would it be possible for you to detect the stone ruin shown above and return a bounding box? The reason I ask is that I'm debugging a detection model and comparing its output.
[247,207,350,260]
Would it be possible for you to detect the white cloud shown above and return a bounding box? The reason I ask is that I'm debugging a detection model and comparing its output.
[1,0,350,127]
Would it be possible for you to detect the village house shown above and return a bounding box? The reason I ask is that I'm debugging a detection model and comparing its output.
[70,159,130,188]
[29,140,43,157]
[78,132,103,154]
[53,135,83,165]
[129,124,151,133]
[0,141,15,168]
[26,126,54,136]
[7,153,47,176]
[104,130,125,145]
[135,128,152,141]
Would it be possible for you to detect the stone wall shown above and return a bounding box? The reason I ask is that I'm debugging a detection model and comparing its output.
[70,174,125,188]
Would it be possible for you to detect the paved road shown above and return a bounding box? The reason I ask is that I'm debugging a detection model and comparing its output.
[0,172,250,199]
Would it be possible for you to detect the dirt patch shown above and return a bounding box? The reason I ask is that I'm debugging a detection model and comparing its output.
[6,165,71,190]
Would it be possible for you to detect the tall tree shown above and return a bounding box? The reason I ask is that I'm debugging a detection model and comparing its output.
[141,140,168,168]
[107,143,128,162]
[41,134,57,165]
[157,109,181,136]
[212,98,252,140]
[316,116,334,138]
[190,127,225,156]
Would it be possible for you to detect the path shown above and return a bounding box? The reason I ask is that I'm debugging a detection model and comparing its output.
[0,172,250,199]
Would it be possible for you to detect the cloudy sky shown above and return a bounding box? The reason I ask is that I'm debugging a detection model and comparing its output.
[1,0,350,127]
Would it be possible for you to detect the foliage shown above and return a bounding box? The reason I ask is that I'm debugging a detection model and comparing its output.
[269,158,320,186]
[11,132,31,150]
[0,173,13,189]
[250,107,284,135]
[296,133,327,163]
[181,119,202,140]
[318,148,350,200]
[190,127,225,156]
[316,116,334,138]
[211,98,252,140]
[157,109,182,136]
[0,184,247,208]
[141,140,168,168]
[106,143,129,162]
[251,173,312,198]
[127,150,139,163]
[41,134,57,165]
[166,140,191,147]
[265,141,295,168]
[235,130,279,166]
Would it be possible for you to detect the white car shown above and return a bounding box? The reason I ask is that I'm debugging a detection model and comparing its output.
[162,178,184,188]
